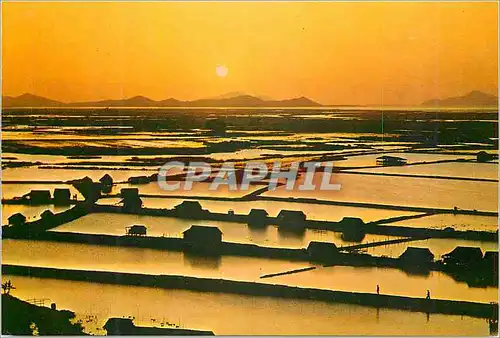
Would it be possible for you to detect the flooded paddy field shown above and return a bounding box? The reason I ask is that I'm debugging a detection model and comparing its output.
[48,212,405,250]
[112,182,262,198]
[2,152,201,165]
[47,212,496,257]
[263,172,498,212]
[349,161,498,180]
[2,183,83,199]
[1,204,73,225]
[2,239,304,282]
[2,0,500,330]
[3,239,497,303]
[132,197,422,222]
[2,125,375,158]
[2,167,161,182]
[362,237,497,258]
[9,139,206,151]
[2,107,498,335]
[3,275,490,336]
[382,213,498,232]
[98,197,497,237]
[330,152,477,168]
[5,109,496,162]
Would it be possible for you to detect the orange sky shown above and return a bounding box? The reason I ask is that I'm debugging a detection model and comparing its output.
[2,1,498,105]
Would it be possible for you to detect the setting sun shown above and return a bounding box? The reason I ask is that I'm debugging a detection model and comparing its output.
[216,65,228,78]
[2,2,497,105]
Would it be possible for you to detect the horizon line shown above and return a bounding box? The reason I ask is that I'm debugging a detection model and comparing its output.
[2,90,499,109]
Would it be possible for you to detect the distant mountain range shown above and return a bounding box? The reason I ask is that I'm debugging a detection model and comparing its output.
[421,91,498,108]
[2,92,321,108]
[4,90,497,108]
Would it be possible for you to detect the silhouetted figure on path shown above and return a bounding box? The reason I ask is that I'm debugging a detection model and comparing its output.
[426,290,431,299]
[376,285,380,295]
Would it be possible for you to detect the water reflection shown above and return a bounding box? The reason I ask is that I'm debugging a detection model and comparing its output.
[352,162,498,180]
[277,226,306,239]
[183,253,221,270]
[334,153,476,168]
[386,213,498,232]
[3,240,497,303]
[2,275,490,336]
[2,167,156,183]
[50,213,403,252]
[139,197,421,222]
[2,183,82,200]
[2,204,72,225]
[263,172,498,212]
[50,213,497,257]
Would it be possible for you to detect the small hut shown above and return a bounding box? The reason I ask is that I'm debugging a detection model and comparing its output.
[104,318,135,335]
[477,151,494,163]
[25,190,52,204]
[340,217,366,242]
[399,247,435,265]
[8,213,26,226]
[307,241,339,261]
[54,188,71,205]
[174,201,206,218]
[126,224,147,236]
[99,174,113,193]
[99,174,113,187]
[121,188,139,199]
[442,246,483,267]
[277,210,307,229]
[247,209,269,227]
[120,188,143,212]
[40,209,55,221]
[183,225,222,250]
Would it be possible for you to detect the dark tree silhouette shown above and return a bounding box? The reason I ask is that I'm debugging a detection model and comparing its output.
[2,280,16,294]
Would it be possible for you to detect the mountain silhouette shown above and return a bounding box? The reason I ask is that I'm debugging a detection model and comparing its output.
[205,91,273,101]
[421,91,498,108]
[2,93,321,107]
[189,95,268,107]
[3,93,64,107]
[270,96,321,107]
[68,95,158,107]
[205,91,250,100]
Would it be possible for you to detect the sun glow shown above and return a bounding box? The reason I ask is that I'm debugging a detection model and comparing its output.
[216,65,228,78]
[2,2,497,104]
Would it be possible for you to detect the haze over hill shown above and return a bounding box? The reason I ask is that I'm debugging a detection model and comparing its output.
[2,93,321,108]
[205,92,273,101]
[2,93,65,108]
[421,91,498,108]
[3,91,498,108]
[3,2,497,107]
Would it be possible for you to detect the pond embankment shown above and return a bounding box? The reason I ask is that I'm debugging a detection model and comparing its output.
[3,264,497,320]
